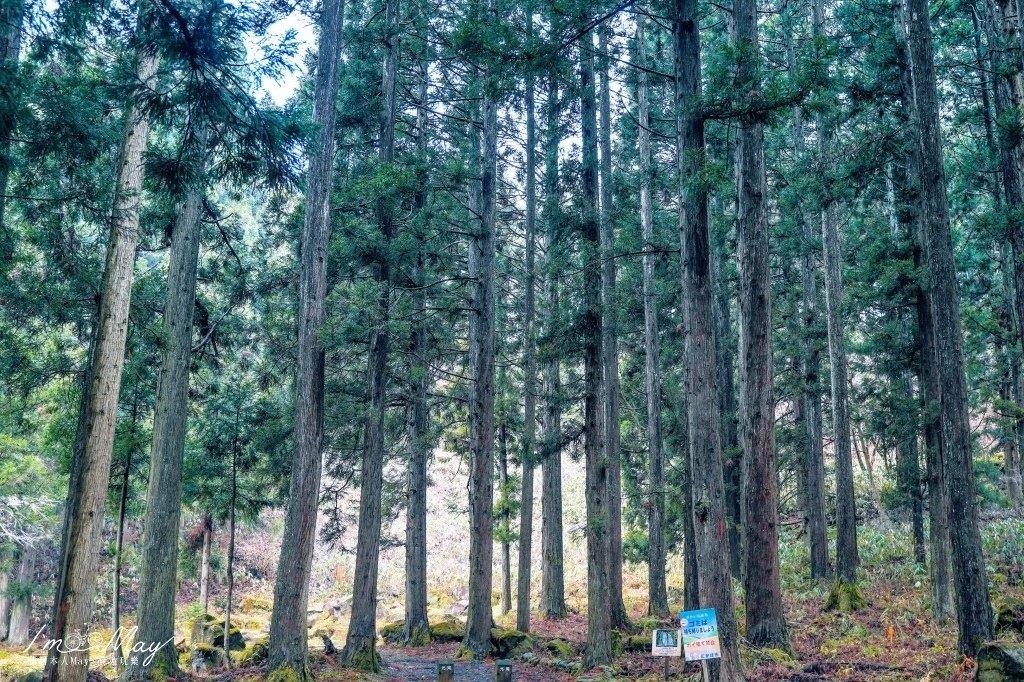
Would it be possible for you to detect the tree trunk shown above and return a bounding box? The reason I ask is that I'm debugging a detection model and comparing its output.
[714,244,742,582]
[112,401,134,672]
[636,17,668,618]
[517,5,539,632]
[904,0,995,654]
[342,0,398,669]
[579,25,612,668]
[0,0,24,263]
[127,123,209,680]
[815,0,859,591]
[674,0,744,675]
[464,16,498,656]
[498,419,513,615]
[893,5,955,620]
[7,545,33,646]
[785,0,830,583]
[267,0,344,676]
[0,546,11,641]
[224,424,238,671]
[199,515,213,615]
[540,53,566,620]
[45,34,158,682]
[404,55,431,647]
[734,0,788,648]
[596,24,627,632]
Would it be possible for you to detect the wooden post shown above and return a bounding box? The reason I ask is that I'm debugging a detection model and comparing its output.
[495,659,513,681]
[437,660,454,682]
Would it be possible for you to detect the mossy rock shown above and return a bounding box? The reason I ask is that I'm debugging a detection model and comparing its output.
[379,620,405,644]
[545,638,575,658]
[995,597,1024,636]
[977,641,1024,681]
[430,619,465,642]
[240,594,273,613]
[490,627,532,658]
[14,675,43,682]
[189,643,226,673]
[824,580,865,612]
[267,663,311,682]
[237,636,269,667]
[189,612,220,644]
[621,634,649,653]
[210,623,246,651]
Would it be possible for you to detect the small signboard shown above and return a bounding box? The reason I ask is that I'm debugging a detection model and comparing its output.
[650,628,682,657]
[678,608,722,662]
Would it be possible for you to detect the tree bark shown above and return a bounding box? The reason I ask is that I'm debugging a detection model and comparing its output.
[674,0,744,675]
[7,545,33,646]
[267,0,344,675]
[404,55,431,647]
[342,0,398,669]
[127,122,209,680]
[112,401,135,672]
[597,24,628,631]
[0,0,25,263]
[636,17,668,618]
[224,422,238,671]
[45,31,158,682]
[0,546,11,641]
[893,5,955,619]
[464,16,498,656]
[516,4,539,632]
[785,0,830,583]
[499,420,513,615]
[904,0,995,654]
[199,515,213,615]
[813,0,859,589]
[580,25,612,668]
[734,0,788,648]
[540,51,566,620]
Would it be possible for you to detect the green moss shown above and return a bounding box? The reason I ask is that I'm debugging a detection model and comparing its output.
[237,636,270,667]
[545,638,575,658]
[267,664,310,682]
[342,641,381,672]
[405,624,432,647]
[490,627,532,657]
[430,619,466,642]
[379,620,405,644]
[824,580,866,612]
[621,634,648,653]
[995,596,1024,636]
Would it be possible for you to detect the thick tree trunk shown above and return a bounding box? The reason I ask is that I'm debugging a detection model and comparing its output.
[893,7,955,620]
[7,545,33,646]
[45,37,157,682]
[734,0,788,648]
[127,123,209,680]
[904,0,995,654]
[342,0,398,669]
[516,6,539,632]
[597,25,627,631]
[267,0,344,676]
[464,26,498,657]
[199,515,213,615]
[540,60,566,620]
[580,26,612,668]
[674,0,743,676]
[636,18,668,618]
[404,57,431,647]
